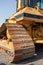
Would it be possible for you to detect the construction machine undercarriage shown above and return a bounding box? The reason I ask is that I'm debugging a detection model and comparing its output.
[0,0,43,62]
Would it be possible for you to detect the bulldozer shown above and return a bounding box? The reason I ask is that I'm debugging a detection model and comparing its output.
[0,0,43,62]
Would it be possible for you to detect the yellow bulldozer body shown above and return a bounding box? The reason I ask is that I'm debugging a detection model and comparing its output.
[0,0,43,62]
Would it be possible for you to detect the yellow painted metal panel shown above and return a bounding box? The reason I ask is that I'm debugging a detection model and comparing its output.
[6,29,11,39]
[8,19,16,23]
[35,40,43,43]
[0,40,14,51]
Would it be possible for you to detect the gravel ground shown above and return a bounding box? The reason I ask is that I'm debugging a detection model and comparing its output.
[0,49,43,65]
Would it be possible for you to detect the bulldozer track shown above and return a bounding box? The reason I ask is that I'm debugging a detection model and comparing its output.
[0,23,35,62]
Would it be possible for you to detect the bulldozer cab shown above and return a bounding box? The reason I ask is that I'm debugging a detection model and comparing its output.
[16,0,43,11]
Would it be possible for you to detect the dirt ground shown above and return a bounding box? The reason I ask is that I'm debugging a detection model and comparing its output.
[0,45,43,65]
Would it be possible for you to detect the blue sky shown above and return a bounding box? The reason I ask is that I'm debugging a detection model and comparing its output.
[0,0,16,26]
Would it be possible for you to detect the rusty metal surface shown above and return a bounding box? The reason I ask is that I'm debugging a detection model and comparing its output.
[0,22,35,62]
